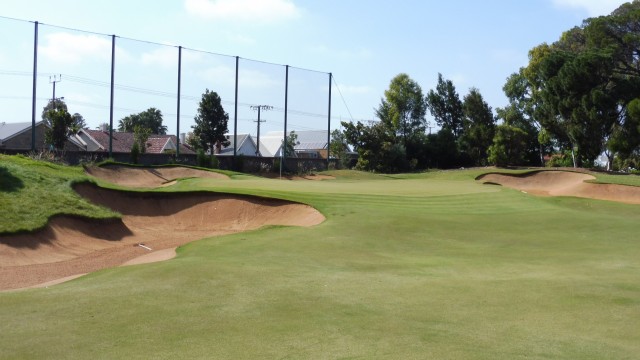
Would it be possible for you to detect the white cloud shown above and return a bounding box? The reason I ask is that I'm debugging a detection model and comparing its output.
[184,0,300,23]
[552,0,624,16]
[39,32,129,65]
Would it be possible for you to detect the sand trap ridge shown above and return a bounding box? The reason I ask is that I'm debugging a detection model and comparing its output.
[0,183,324,291]
[478,170,640,204]
[85,165,228,188]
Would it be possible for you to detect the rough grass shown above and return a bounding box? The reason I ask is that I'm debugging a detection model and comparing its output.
[0,155,118,233]
[0,158,639,359]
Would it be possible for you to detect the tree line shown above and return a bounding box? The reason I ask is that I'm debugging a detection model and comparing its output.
[337,0,640,172]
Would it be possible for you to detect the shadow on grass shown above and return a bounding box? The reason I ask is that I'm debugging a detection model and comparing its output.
[0,166,24,192]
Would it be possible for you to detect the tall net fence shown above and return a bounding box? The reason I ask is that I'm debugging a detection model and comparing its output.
[0,16,335,168]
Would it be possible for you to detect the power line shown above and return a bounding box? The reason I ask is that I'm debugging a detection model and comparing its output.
[331,75,355,123]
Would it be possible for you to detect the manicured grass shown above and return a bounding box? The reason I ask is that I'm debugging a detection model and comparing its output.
[1,157,639,359]
[0,155,118,233]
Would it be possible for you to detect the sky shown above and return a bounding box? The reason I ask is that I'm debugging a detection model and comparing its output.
[0,0,629,137]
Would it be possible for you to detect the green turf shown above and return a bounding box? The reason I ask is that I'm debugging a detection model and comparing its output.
[1,157,639,359]
[0,155,118,233]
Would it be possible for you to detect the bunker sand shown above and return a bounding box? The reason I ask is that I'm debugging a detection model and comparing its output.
[0,183,324,291]
[85,165,228,188]
[478,170,640,204]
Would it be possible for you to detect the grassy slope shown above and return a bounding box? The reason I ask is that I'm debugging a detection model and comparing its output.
[0,155,118,233]
[0,160,639,359]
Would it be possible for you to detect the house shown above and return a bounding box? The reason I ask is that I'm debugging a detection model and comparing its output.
[77,129,195,154]
[216,134,258,156]
[259,130,329,158]
[292,130,329,159]
[0,121,84,151]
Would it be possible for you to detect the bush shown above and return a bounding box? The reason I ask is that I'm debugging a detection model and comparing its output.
[130,141,140,164]
[197,149,208,168]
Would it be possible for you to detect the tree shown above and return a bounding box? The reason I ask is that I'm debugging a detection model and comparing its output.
[329,129,350,168]
[282,131,299,157]
[375,73,427,156]
[70,113,86,134]
[426,73,464,139]
[185,132,201,150]
[487,125,529,167]
[460,88,496,165]
[42,99,73,150]
[44,109,73,150]
[133,125,151,154]
[191,90,230,155]
[342,120,406,172]
[118,107,167,134]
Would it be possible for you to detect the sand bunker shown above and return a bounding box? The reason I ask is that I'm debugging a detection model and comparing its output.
[0,183,324,291]
[85,165,228,188]
[478,170,640,204]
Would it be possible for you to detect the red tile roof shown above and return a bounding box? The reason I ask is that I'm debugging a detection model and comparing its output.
[82,130,195,154]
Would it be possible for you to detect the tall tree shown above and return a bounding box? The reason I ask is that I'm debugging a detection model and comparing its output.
[375,73,427,154]
[41,99,73,150]
[426,73,464,139]
[460,88,496,165]
[70,113,86,134]
[118,107,167,134]
[191,90,230,155]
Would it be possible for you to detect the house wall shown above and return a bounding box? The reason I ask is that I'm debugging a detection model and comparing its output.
[1,125,47,150]
[239,141,258,156]
[77,132,103,151]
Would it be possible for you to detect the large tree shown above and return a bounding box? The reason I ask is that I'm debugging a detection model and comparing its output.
[118,107,167,135]
[426,73,464,139]
[459,88,496,166]
[518,1,640,167]
[375,73,427,155]
[42,99,73,150]
[191,90,230,155]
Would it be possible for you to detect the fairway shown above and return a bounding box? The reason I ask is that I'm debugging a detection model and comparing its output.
[1,160,639,359]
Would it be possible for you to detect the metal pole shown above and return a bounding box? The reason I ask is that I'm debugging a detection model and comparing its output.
[256,106,261,156]
[282,65,289,176]
[234,56,239,159]
[31,21,38,151]
[327,72,332,169]
[109,35,116,158]
[176,46,182,156]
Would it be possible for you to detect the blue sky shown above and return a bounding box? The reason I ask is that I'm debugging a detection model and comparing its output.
[0,0,628,136]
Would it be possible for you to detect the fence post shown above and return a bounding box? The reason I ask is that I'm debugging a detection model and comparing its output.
[327,72,332,170]
[282,65,289,175]
[176,46,182,156]
[109,35,116,158]
[234,56,239,159]
[31,21,38,151]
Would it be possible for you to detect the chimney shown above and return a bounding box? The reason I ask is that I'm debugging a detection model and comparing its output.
[100,123,108,132]
[180,133,186,144]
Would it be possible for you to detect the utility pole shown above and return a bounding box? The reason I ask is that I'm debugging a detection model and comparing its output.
[49,74,62,109]
[251,105,272,156]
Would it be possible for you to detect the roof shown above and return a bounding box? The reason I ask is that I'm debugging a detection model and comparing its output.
[257,136,283,157]
[264,130,328,150]
[80,130,195,154]
[83,129,135,153]
[219,134,254,155]
[0,121,44,142]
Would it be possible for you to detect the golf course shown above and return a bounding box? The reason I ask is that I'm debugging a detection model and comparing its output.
[1,154,639,359]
